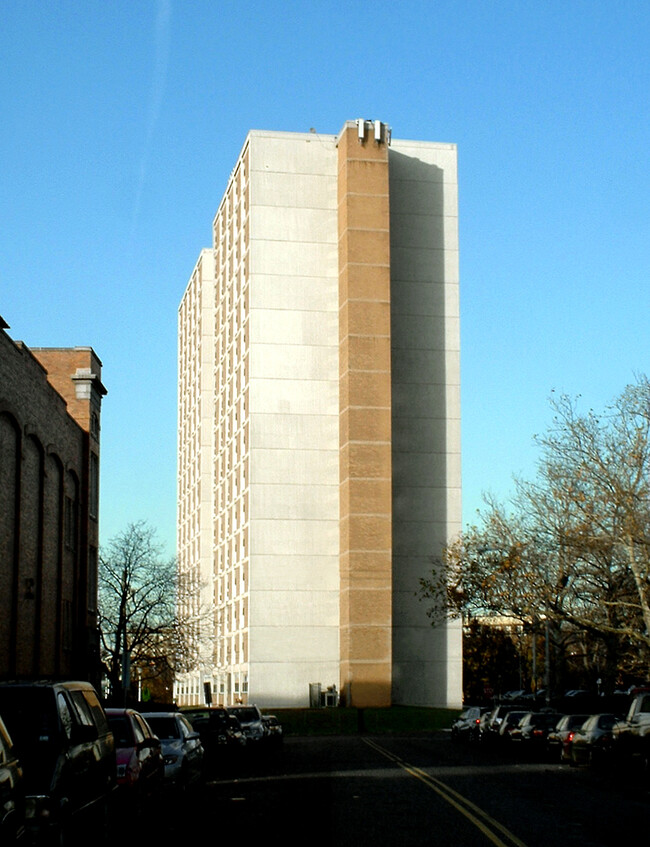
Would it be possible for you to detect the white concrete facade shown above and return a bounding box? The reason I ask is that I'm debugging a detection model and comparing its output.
[248,131,341,706]
[389,140,463,706]
[177,123,462,709]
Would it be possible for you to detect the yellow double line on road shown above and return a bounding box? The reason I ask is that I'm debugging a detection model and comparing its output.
[364,738,529,847]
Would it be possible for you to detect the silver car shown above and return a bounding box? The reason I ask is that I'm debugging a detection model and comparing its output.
[140,712,204,787]
[227,705,266,744]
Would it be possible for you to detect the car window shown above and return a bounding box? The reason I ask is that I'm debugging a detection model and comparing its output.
[132,714,149,742]
[145,717,180,739]
[57,693,75,741]
[179,716,194,736]
[0,723,8,763]
[81,689,109,733]
[69,690,95,728]
[108,716,132,747]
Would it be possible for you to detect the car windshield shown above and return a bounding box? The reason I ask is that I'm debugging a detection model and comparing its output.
[0,687,62,791]
[0,687,57,748]
[145,717,180,739]
[229,707,258,723]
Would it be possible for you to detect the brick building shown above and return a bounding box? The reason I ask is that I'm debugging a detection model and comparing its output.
[0,316,106,684]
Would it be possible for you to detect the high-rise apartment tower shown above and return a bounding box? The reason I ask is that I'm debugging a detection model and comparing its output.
[177,120,461,708]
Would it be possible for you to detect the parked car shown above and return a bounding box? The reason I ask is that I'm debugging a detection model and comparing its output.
[450,707,486,742]
[475,709,493,742]
[181,707,246,771]
[0,681,115,844]
[611,691,650,768]
[106,708,164,806]
[571,713,617,766]
[0,714,24,842]
[497,711,529,742]
[140,712,204,787]
[546,714,591,762]
[501,690,527,701]
[481,705,521,742]
[262,714,283,748]
[514,711,562,746]
[227,705,266,745]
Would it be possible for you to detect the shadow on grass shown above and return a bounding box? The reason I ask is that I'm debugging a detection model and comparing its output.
[267,706,457,737]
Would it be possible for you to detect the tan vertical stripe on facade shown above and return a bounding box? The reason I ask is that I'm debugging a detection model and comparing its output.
[337,121,392,707]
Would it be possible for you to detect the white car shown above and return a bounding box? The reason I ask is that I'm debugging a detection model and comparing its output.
[140,712,204,787]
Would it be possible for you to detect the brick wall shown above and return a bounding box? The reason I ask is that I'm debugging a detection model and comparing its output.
[0,323,105,684]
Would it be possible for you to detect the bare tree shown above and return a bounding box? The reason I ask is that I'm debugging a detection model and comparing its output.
[421,377,650,690]
[98,521,195,704]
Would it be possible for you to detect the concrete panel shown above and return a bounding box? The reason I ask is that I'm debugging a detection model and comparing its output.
[392,451,461,490]
[250,447,339,484]
[390,212,443,246]
[250,413,339,450]
[391,213,459,252]
[393,486,461,523]
[250,275,338,312]
[250,518,339,555]
[390,246,459,284]
[249,625,339,663]
[391,349,460,386]
[251,554,340,591]
[250,343,338,381]
[390,280,456,317]
[249,378,339,416]
[250,239,338,278]
[250,172,336,209]
[392,382,461,417]
[250,132,337,177]
[251,482,339,520]
[389,179,458,218]
[391,314,460,351]
[250,206,337,244]
[250,589,339,627]
[392,417,461,455]
[391,517,459,557]
[250,308,338,346]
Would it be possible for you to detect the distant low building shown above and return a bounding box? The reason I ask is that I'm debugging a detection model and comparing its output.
[0,316,106,685]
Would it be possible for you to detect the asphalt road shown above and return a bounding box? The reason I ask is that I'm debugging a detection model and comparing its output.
[139,733,649,846]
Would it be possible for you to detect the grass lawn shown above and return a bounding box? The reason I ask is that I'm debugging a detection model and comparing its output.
[264,706,458,736]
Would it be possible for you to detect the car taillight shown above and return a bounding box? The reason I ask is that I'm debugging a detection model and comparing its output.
[475,718,480,724]
[533,729,543,736]
[567,731,575,742]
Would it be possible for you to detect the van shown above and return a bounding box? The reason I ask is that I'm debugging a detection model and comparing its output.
[0,713,24,841]
[0,681,115,842]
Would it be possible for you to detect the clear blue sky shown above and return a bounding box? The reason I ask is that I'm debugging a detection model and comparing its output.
[2,1,650,557]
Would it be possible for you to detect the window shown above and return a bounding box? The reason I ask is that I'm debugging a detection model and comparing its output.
[89,453,99,520]
[57,693,74,740]
[64,497,77,551]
